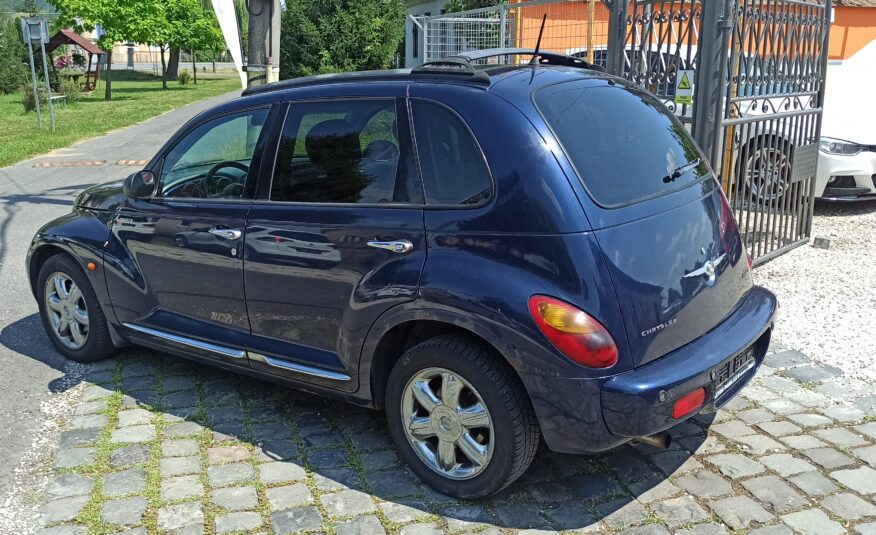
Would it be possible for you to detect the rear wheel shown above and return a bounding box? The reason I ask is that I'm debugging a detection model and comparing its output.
[385,335,539,498]
[37,254,116,362]
[742,140,792,204]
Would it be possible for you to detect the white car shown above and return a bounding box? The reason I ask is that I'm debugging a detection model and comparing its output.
[816,137,876,201]
[815,40,876,201]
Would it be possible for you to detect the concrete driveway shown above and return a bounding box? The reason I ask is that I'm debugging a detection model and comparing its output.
[0,91,237,521]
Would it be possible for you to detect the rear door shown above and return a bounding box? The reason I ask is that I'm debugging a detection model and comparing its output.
[534,79,753,367]
[243,95,426,391]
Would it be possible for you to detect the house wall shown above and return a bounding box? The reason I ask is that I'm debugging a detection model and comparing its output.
[829,5,876,61]
[406,0,449,67]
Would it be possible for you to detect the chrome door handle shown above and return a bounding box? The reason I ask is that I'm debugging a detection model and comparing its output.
[367,239,414,254]
[208,227,242,240]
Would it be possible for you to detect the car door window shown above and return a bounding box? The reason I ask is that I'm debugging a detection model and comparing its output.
[159,108,269,200]
[271,99,422,204]
[410,100,492,206]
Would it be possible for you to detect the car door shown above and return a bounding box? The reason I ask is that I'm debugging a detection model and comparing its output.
[108,105,275,365]
[243,95,426,391]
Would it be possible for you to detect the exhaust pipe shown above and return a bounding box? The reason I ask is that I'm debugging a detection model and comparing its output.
[631,431,671,449]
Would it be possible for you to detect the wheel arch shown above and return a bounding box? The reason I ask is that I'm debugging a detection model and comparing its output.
[360,304,545,412]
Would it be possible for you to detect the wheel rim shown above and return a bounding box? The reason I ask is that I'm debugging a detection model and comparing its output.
[44,272,89,350]
[400,367,494,480]
[745,147,790,203]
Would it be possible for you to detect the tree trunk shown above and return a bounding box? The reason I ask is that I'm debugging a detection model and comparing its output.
[160,45,167,90]
[104,53,112,100]
[166,48,180,80]
[212,59,216,73]
[192,50,197,84]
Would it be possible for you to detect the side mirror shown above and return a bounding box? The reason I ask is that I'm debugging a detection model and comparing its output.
[123,170,157,199]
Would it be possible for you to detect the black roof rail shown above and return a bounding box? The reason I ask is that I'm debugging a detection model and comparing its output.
[453,48,606,72]
[410,56,491,84]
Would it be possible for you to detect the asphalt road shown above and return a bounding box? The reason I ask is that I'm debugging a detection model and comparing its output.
[0,91,237,503]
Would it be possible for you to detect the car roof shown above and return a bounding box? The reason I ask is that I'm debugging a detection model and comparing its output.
[235,64,609,102]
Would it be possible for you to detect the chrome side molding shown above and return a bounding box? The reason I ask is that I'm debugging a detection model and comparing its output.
[248,352,352,382]
[123,323,246,360]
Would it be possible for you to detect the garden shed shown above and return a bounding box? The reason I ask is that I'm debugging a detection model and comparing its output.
[46,29,105,92]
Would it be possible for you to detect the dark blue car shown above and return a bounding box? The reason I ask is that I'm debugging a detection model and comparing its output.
[27,50,777,498]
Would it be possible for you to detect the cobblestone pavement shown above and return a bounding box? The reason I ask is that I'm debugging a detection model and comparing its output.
[29,340,876,535]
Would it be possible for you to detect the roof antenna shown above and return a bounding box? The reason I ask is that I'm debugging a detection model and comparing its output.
[529,14,547,65]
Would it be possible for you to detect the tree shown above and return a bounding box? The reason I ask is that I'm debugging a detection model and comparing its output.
[153,0,223,88]
[53,0,163,100]
[443,0,506,12]
[0,15,28,93]
[280,0,405,79]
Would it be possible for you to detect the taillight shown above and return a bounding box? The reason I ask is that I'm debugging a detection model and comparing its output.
[672,388,706,419]
[527,295,618,368]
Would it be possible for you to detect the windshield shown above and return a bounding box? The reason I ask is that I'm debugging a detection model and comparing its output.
[534,79,710,207]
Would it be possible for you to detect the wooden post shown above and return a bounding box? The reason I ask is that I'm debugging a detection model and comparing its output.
[587,0,595,64]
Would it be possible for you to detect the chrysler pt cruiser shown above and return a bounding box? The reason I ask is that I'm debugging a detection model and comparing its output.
[27,50,778,498]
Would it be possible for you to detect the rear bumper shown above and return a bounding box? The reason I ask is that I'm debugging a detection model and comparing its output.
[523,286,777,454]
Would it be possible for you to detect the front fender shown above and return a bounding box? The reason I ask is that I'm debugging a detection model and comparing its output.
[27,208,117,327]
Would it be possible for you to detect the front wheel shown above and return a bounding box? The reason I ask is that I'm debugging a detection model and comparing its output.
[37,254,116,362]
[385,335,539,498]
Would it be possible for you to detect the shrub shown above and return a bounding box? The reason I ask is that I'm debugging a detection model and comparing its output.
[21,85,47,113]
[60,76,81,103]
[0,17,28,93]
[178,70,191,85]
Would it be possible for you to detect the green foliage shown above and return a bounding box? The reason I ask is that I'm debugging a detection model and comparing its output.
[60,76,81,102]
[20,85,46,112]
[280,0,406,79]
[0,16,28,94]
[178,70,190,85]
[443,0,506,12]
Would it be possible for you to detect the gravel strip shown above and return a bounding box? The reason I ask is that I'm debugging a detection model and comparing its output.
[753,202,876,381]
[0,361,88,535]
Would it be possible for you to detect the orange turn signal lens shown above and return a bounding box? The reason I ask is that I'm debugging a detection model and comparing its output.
[528,295,618,369]
[86,262,97,271]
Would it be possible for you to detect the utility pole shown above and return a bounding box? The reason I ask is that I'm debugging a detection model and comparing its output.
[246,0,281,87]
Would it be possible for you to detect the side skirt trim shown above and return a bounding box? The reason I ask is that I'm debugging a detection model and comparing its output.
[123,323,246,360]
[248,352,352,382]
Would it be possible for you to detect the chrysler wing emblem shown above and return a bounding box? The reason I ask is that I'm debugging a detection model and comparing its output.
[684,253,726,286]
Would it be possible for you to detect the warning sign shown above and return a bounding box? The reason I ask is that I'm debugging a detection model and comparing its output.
[675,69,694,104]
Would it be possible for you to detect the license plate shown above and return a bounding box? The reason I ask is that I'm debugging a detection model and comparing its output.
[713,347,756,399]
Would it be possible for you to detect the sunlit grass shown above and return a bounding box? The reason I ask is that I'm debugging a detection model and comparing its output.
[0,70,241,167]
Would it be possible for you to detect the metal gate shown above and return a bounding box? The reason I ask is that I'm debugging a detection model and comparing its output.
[617,0,831,264]
[415,0,832,264]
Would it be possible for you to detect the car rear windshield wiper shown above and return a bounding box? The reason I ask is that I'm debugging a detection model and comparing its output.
[662,159,701,184]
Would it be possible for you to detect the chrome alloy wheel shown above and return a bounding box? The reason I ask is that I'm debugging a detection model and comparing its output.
[745,146,790,203]
[400,367,494,480]
[44,272,89,350]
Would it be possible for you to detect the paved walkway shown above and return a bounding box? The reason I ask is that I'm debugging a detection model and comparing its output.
[0,91,238,514]
[30,340,876,534]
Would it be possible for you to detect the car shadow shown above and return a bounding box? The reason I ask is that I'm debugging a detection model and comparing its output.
[814,198,876,218]
[8,318,712,531]
[0,314,85,393]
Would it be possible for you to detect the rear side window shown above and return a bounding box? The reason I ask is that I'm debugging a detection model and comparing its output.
[271,99,422,204]
[534,80,709,207]
[410,100,492,206]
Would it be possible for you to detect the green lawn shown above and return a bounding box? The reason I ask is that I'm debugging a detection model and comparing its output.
[0,70,241,167]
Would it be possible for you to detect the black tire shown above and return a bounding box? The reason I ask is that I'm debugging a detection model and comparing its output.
[385,334,539,498]
[36,253,116,363]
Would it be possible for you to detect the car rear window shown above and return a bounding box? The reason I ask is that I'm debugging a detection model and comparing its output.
[534,79,710,207]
